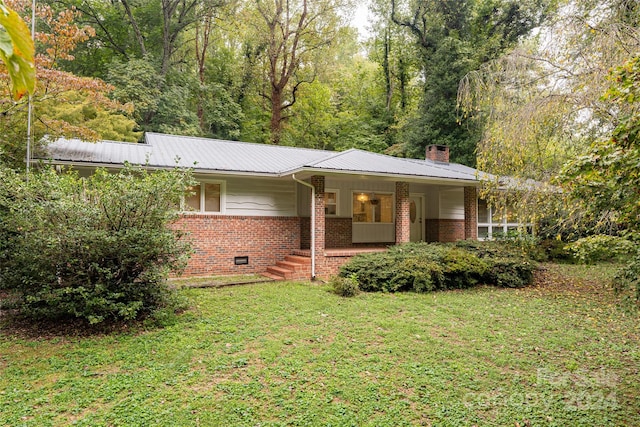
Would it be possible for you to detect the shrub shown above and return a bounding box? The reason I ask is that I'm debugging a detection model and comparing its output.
[539,239,572,262]
[564,234,636,264]
[0,165,193,324]
[339,242,536,293]
[330,274,360,297]
[613,248,640,310]
[493,230,546,260]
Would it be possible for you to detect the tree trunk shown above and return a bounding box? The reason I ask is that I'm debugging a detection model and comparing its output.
[383,27,392,111]
[195,15,212,130]
[120,0,147,56]
[270,88,283,145]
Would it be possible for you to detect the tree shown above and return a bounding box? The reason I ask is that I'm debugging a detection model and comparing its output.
[560,56,640,306]
[461,0,640,180]
[560,56,640,233]
[388,0,551,165]
[250,0,350,144]
[458,0,640,235]
[0,0,137,170]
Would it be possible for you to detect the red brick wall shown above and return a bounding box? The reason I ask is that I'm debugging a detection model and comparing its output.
[464,186,478,240]
[300,217,310,249]
[425,219,465,243]
[302,217,375,249]
[317,255,353,278]
[326,218,352,248]
[175,215,300,276]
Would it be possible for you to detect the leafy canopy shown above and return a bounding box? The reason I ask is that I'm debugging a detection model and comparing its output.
[0,0,34,100]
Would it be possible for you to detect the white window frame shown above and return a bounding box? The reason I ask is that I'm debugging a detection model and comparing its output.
[182,179,226,214]
[351,191,395,224]
[324,189,339,217]
[477,199,530,240]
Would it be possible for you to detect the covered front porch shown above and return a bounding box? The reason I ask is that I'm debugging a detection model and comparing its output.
[282,174,479,280]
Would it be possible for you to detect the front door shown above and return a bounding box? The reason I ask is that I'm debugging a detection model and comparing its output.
[409,195,423,242]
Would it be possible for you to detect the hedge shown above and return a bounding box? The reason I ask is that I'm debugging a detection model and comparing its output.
[338,241,535,293]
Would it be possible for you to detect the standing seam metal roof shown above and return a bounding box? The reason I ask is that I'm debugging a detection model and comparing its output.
[44,132,480,182]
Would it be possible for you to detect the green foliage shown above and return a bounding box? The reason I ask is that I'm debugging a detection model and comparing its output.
[0,164,193,324]
[607,56,640,149]
[391,0,551,165]
[614,249,640,309]
[565,234,636,264]
[539,238,572,262]
[0,0,35,100]
[329,274,360,297]
[559,57,640,236]
[339,241,535,293]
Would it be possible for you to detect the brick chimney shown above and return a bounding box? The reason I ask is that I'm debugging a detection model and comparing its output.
[426,144,449,163]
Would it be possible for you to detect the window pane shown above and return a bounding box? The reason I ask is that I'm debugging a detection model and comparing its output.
[185,185,201,211]
[478,199,489,223]
[491,207,503,223]
[353,193,369,222]
[352,193,393,223]
[478,226,489,239]
[378,194,393,223]
[324,192,337,215]
[204,183,221,212]
[324,192,336,204]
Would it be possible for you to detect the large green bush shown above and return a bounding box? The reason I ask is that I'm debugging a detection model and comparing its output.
[339,241,535,293]
[564,234,636,264]
[0,165,193,324]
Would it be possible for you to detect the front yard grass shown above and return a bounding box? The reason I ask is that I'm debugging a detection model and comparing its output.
[1,263,638,426]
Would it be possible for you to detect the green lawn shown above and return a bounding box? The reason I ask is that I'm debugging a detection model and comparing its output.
[1,264,638,426]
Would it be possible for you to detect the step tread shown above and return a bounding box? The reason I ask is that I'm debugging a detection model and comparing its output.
[285,255,312,264]
[266,265,292,275]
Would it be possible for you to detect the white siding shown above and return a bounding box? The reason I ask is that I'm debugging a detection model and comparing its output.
[225,177,297,216]
[297,182,311,217]
[439,188,464,219]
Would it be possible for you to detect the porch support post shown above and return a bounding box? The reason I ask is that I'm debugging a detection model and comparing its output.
[395,181,410,244]
[310,175,325,274]
[464,186,478,240]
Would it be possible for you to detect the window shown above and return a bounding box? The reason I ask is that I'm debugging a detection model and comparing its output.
[477,198,530,239]
[184,181,224,213]
[352,192,393,223]
[324,190,339,216]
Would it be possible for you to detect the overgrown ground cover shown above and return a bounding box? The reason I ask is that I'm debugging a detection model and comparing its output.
[1,263,638,426]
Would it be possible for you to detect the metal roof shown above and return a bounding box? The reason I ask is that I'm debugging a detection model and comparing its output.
[43,132,481,183]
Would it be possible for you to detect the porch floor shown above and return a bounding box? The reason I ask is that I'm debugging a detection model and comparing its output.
[292,247,389,257]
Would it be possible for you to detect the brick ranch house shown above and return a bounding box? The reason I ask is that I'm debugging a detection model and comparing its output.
[44,133,487,280]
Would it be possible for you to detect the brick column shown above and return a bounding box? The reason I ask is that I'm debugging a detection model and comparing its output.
[395,181,410,244]
[464,186,478,240]
[310,175,325,273]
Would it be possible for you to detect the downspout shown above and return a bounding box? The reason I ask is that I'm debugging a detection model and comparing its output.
[292,174,315,279]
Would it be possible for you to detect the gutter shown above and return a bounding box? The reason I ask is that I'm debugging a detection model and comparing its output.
[292,174,315,280]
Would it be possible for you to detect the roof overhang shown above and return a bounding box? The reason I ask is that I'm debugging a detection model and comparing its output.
[285,167,480,186]
[39,159,481,186]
